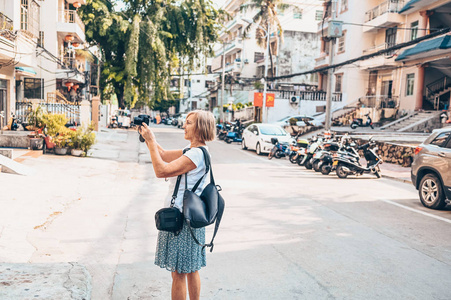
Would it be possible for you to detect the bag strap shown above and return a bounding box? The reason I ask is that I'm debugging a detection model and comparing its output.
[184,146,211,192]
[187,193,224,253]
[171,148,191,207]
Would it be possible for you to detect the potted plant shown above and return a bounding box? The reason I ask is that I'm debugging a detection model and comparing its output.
[26,106,45,150]
[79,123,96,156]
[41,113,70,155]
[68,127,84,157]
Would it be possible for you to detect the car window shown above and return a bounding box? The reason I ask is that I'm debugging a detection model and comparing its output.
[259,125,286,136]
[445,134,451,149]
[248,125,256,134]
[430,132,450,147]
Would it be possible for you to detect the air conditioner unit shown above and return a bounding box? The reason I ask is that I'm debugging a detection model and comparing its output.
[290,96,300,104]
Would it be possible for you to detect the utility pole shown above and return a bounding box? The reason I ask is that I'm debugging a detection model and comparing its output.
[262,22,270,123]
[325,0,336,131]
[220,42,226,123]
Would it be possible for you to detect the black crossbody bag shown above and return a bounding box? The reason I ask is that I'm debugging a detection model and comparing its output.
[183,147,225,252]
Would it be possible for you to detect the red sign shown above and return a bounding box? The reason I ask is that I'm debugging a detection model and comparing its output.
[266,93,275,107]
[254,92,263,107]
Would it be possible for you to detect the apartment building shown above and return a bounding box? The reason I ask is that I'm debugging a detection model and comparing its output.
[0,0,99,129]
[211,0,323,118]
[317,0,451,123]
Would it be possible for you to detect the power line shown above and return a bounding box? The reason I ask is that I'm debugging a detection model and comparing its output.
[270,27,451,81]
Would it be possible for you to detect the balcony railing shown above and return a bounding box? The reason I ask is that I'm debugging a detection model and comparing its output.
[358,95,399,108]
[269,90,343,102]
[365,0,405,23]
[0,12,14,41]
[59,9,85,31]
[61,56,84,72]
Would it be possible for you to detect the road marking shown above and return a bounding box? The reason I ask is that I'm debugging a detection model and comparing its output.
[380,199,451,224]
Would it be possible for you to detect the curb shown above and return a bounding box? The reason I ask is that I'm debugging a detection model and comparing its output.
[381,174,412,184]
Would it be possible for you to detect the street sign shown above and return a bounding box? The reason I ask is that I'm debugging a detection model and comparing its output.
[328,20,343,38]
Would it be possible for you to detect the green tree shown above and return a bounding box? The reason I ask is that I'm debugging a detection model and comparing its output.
[241,0,290,78]
[79,0,225,110]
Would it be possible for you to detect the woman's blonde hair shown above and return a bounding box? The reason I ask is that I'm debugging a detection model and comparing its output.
[187,110,216,142]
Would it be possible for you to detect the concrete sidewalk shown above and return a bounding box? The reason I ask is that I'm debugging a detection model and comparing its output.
[379,162,412,184]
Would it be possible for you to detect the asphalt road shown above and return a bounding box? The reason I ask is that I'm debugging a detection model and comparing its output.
[1,125,450,299]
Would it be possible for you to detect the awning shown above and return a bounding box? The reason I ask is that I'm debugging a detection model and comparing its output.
[398,0,428,14]
[15,67,37,77]
[395,35,451,61]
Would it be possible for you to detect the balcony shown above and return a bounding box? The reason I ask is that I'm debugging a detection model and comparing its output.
[0,12,14,42]
[225,60,242,73]
[219,17,246,36]
[215,38,243,57]
[57,9,85,42]
[315,53,329,68]
[363,0,405,33]
[56,56,85,83]
[360,43,397,69]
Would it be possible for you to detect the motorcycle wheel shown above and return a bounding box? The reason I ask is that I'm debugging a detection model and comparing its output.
[218,133,225,140]
[275,151,283,159]
[351,123,357,129]
[375,166,381,178]
[225,138,232,144]
[336,164,348,179]
[321,164,331,175]
[297,156,305,166]
[289,153,297,164]
[305,160,313,170]
[268,148,276,160]
[313,160,321,172]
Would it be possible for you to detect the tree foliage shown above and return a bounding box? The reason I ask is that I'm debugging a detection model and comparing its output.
[79,0,225,110]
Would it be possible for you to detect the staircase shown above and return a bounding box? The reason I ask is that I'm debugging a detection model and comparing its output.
[380,111,441,132]
[331,106,358,125]
[425,76,451,110]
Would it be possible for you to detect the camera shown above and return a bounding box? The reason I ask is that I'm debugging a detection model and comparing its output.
[134,115,150,126]
[134,115,150,142]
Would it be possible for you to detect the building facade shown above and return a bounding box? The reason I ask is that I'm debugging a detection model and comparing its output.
[0,0,99,129]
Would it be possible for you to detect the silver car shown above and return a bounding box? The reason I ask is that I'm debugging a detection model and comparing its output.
[411,127,451,209]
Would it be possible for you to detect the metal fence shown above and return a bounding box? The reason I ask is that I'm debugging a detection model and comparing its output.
[15,100,81,125]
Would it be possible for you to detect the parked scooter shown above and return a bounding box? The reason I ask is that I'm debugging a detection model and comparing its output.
[268,137,292,160]
[333,137,382,178]
[351,113,374,129]
[300,136,321,169]
[218,123,231,140]
[289,137,309,164]
[224,120,243,144]
[108,115,118,128]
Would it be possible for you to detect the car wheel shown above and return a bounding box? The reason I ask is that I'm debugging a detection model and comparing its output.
[256,142,262,155]
[241,139,247,150]
[419,174,446,209]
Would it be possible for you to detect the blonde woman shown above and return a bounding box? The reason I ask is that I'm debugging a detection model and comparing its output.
[138,110,216,300]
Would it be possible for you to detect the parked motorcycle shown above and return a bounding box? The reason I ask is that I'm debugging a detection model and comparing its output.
[268,137,292,160]
[300,136,321,169]
[224,120,243,144]
[218,123,230,140]
[351,113,374,129]
[289,137,309,164]
[333,137,382,178]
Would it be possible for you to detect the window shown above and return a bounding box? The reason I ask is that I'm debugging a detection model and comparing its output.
[315,10,323,21]
[24,78,43,99]
[430,132,450,147]
[341,0,348,12]
[254,52,264,62]
[445,134,451,149]
[37,31,44,47]
[410,21,419,41]
[197,80,200,83]
[335,74,343,93]
[337,31,346,53]
[385,26,397,55]
[184,79,190,86]
[293,8,302,19]
[406,73,415,96]
[20,0,40,38]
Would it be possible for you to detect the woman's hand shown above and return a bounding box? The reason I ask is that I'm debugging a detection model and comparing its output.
[138,123,155,143]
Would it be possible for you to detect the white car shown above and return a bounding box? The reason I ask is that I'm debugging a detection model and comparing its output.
[241,123,294,155]
[272,115,323,127]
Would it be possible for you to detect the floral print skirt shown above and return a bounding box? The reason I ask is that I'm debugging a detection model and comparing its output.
[155,222,206,273]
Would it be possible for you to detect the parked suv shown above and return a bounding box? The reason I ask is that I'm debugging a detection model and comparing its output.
[411,127,451,209]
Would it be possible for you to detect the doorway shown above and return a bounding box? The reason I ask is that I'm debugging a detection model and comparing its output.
[0,79,7,129]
